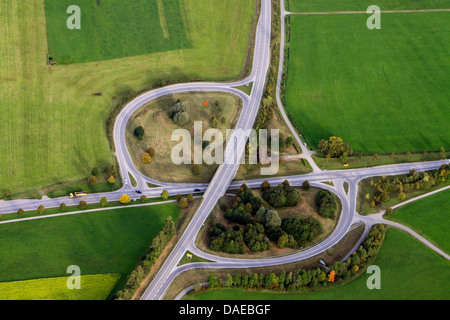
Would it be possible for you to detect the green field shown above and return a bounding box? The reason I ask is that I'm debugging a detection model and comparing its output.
[186,227,450,300]
[284,11,450,153]
[389,190,450,253]
[0,202,180,295]
[286,0,450,12]
[0,0,256,198]
[45,0,191,64]
[0,274,120,300]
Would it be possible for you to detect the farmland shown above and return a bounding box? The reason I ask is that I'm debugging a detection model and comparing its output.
[0,0,256,198]
[286,0,450,12]
[186,227,450,300]
[44,0,191,64]
[283,11,450,153]
[0,203,180,297]
[0,274,120,300]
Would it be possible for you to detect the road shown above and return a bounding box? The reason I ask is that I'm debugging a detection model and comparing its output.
[0,0,447,301]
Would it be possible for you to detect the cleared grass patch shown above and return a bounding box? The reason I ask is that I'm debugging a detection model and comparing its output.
[283,12,450,153]
[126,92,242,183]
[0,274,120,300]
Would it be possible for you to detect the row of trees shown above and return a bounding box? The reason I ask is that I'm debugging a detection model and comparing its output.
[115,216,176,300]
[205,225,386,293]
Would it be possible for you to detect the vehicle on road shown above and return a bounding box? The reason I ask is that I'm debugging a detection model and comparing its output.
[194,189,201,192]
[69,192,87,199]
[135,190,142,194]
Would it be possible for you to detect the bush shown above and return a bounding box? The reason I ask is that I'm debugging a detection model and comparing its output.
[134,126,145,140]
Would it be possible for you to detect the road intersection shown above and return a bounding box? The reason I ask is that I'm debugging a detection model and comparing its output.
[0,0,448,301]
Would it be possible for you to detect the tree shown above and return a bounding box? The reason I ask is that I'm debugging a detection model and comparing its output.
[100,196,108,207]
[60,203,67,212]
[174,111,189,126]
[398,192,406,201]
[207,273,220,289]
[38,205,45,215]
[161,190,169,200]
[148,147,156,157]
[79,201,87,210]
[142,153,152,164]
[187,193,194,202]
[328,270,335,283]
[17,208,24,217]
[141,195,147,203]
[179,198,188,209]
[285,136,294,148]
[120,194,131,204]
[260,180,271,191]
[226,274,233,287]
[91,167,99,176]
[107,175,116,185]
[302,180,310,190]
[88,175,97,186]
[134,126,145,140]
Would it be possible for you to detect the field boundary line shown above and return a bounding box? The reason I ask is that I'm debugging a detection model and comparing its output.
[288,9,450,15]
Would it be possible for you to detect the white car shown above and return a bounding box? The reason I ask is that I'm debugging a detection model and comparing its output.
[125,179,128,185]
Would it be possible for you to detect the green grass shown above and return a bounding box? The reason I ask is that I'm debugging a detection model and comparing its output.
[0,274,120,300]
[44,0,191,64]
[284,12,450,153]
[388,190,450,253]
[286,0,450,12]
[186,227,450,300]
[0,0,256,198]
[0,203,180,288]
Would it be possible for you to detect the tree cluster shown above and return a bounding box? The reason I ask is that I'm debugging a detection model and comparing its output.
[171,101,189,126]
[262,180,300,208]
[369,165,449,207]
[318,136,353,159]
[316,190,338,219]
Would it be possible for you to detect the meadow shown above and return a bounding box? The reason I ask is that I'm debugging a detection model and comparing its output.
[388,189,450,253]
[286,0,450,12]
[0,0,256,198]
[0,274,120,300]
[186,227,450,300]
[283,11,450,153]
[0,202,180,296]
[44,0,191,64]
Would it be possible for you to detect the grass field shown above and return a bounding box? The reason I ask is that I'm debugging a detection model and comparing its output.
[286,0,450,12]
[388,189,450,253]
[45,0,191,64]
[0,274,120,300]
[0,0,256,198]
[186,227,450,300]
[0,202,180,298]
[283,11,450,153]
